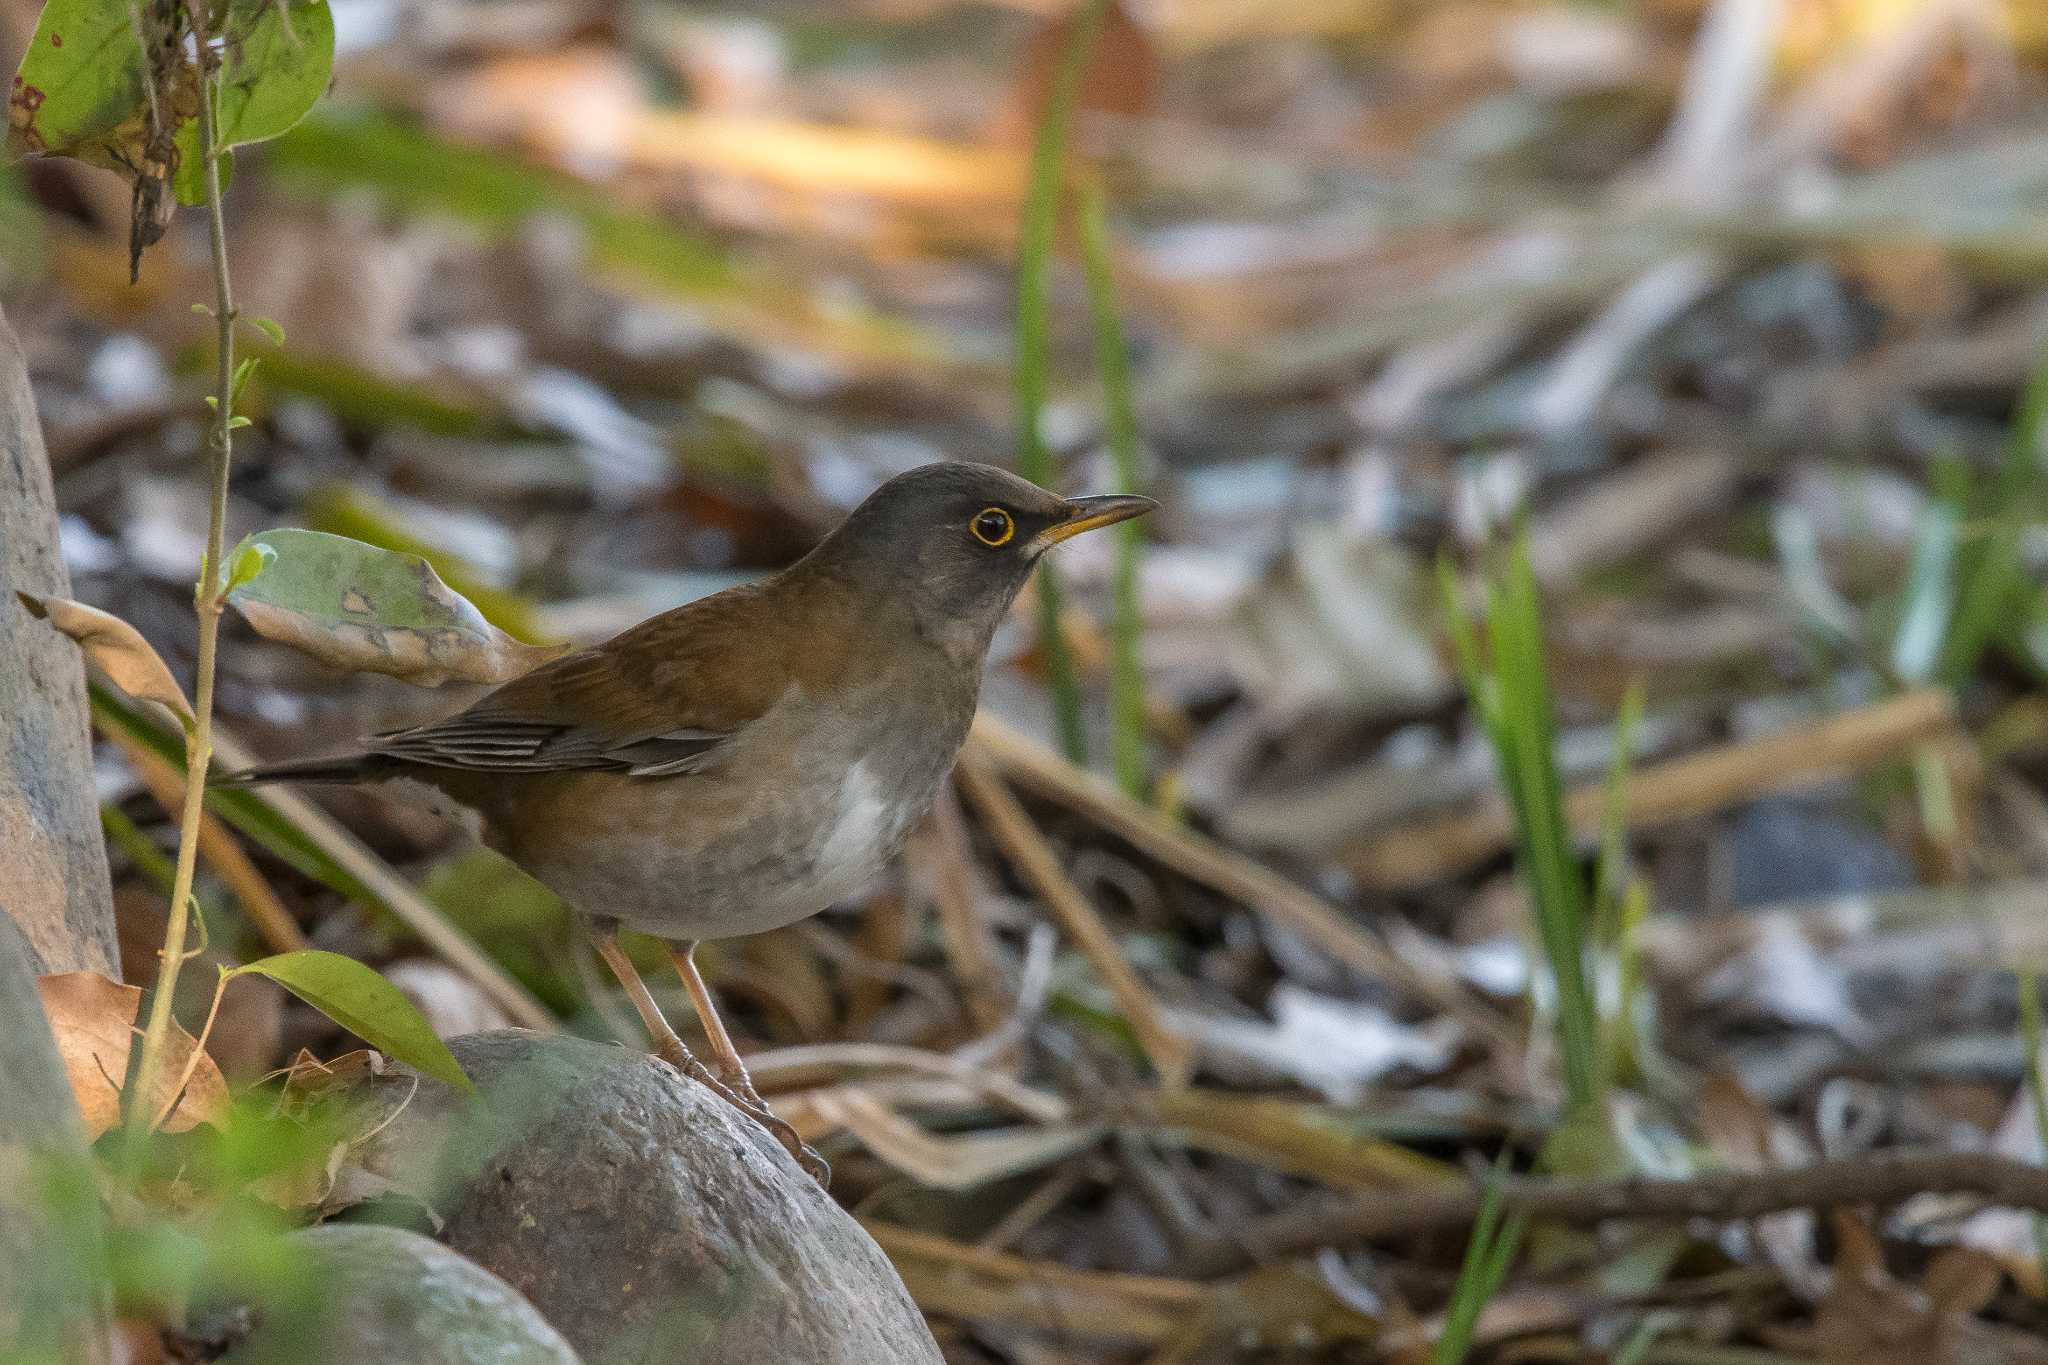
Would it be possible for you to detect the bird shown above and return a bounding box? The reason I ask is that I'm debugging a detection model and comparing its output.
[222,462,1156,1182]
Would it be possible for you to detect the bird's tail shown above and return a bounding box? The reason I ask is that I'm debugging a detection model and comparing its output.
[211,754,383,787]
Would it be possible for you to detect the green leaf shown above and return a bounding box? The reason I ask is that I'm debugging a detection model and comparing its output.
[1429,1152,1527,1365]
[249,316,287,346]
[220,539,275,596]
[230,950,472,1091]
[171,0,335,207]
[222,528,565,687]
[6,0,162,171]
[173,142,232,209]
[229,355,261,404]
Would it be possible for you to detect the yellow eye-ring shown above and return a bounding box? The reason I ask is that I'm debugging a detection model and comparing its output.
[970,506,1015,547]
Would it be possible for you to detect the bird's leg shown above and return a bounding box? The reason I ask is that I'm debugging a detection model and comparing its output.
[669,940,766,1105]
[584,920,827,1185]
[586,922,726,1090]
[670,939,829,1186]
[587,923,823,1183]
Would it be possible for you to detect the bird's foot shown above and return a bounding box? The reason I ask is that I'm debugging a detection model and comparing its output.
[740,1102,831,1187]
[648,1039,830,1186]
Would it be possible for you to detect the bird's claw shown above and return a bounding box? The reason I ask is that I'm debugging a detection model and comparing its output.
[648,1040,830,1186]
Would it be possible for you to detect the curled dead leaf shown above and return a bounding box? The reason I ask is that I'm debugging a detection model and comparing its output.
[17,593,193,723]
[35,971,228,1139]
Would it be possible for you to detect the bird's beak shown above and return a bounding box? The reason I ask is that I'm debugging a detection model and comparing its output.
[1031,494,1158,551]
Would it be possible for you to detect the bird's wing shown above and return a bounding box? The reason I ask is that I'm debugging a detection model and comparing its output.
[363,585,793,778]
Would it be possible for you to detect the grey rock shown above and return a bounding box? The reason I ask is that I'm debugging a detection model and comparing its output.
[0,301,117,977]
[361,1030,943,1365]
[219,1223,580,1364]
[0,911,111,1364]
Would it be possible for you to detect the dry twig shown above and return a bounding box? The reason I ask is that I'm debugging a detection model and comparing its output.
[1186,1149,2048,1277]
[967,715,1516,1046]
[955,748,1195,1086]
[1343,689,1958,886]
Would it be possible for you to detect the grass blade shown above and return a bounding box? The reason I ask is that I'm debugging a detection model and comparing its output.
[1015,0,1111,764]
[1077,182,1147,800]
[1442,536,1601,1109]
[1429,1154,1528,1365]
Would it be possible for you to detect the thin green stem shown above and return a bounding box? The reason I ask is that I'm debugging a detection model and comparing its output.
[1077,184,1146,799]
[1016,0,1110,764]
[123,38,236,1163]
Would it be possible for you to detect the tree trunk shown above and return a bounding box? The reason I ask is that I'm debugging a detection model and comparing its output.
[0,301,117,976]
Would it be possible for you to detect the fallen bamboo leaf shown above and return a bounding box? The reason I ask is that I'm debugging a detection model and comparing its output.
[955,750,1195,1087]
[101,724,308,955]
[1142,1089,1462,1192]
[1168,987,1461,1103]
[866,1220,1204,1344]
[746,1041,1069,1122]
[803,1088,1100,1190]
[1342,689,1958,886]
[223,528,566,687]
[905,792,1010,1033]
[1184,1150,2048,1279]
[17,593,192,723]
[36,971,228,1139]
[967,713,1517,1047]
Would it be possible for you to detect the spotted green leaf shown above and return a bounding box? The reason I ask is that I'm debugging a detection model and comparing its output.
[223,528,564,687]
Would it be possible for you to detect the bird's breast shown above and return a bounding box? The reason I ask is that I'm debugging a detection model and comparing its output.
[486,671,974,941]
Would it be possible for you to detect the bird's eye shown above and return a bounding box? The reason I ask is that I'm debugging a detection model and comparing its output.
[970,507,1015,547]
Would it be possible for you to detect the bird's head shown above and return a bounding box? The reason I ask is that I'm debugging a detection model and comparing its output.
[800,461,1155,661]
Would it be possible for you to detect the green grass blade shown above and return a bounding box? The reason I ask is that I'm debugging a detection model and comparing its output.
[1443,535,1601,1109]
[1015,0,1111,764]
[1077,182,1147,799]
[1494,540,1597,1106]
[1430,1155,1528,1365]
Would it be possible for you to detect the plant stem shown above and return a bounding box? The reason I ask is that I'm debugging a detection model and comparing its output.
[1016,0,1110,764]
[1076,184,1147,800]
[123,44,236,1161]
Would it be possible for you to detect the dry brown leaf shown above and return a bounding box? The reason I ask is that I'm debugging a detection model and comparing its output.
[36,972,228,1139]
[1771,1211,2048,1365]
[17,593,192,723]
[803,1087,1100,1190]
[249,1048,413,1213]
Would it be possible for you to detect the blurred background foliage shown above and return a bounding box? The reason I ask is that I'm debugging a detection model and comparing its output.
[11,0,2048,1360]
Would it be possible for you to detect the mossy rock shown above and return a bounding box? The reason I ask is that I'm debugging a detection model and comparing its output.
[359,1030,942,1365]
[219,1223,579,1364]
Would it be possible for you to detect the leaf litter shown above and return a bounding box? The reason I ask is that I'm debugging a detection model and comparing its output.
[21,0,2048,1360]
